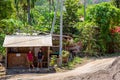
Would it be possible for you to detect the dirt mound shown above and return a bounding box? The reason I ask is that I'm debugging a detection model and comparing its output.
[108,56,120,80]
[108,57,120,71]
[64,56,120,80]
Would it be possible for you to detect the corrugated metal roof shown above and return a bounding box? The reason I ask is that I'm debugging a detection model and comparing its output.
[3,35,52,47]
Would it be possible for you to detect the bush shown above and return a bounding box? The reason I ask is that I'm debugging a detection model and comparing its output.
[62,50,70,63]
[113,33,120,52]
[62,50,69,58]
[0,34,5,55]
[49,55,57,66]
[66,57,82,69]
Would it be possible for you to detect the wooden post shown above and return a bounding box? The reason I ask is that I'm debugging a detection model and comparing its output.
[5,48,8,69]
[48,47,50,68]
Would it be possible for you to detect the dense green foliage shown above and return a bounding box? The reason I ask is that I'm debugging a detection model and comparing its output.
[88,2,120,53]
[0,0,15,20]
[30,6,54,32]
[112,0,120,8]
[78,2,120,55]
[0,0,120,56]
[77,22,101,55]
[0,0,15,55]
[14,0,36,24]
[87,3,120,27]
[113,33,120,52]
[63,0,82,35]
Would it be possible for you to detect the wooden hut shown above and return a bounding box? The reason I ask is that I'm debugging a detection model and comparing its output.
[3,34,52,68]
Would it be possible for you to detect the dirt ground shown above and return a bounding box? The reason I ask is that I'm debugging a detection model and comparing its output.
[64,56,120,80]
[1,56,119,80]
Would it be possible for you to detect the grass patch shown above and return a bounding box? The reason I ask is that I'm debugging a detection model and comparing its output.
[102,53,120,57]
[63,57,83,70]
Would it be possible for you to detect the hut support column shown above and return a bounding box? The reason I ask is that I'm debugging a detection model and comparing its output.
[5,48,8,69]
[48,47,50,68]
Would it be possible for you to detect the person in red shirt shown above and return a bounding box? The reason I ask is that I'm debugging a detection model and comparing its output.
[27,50,34,71]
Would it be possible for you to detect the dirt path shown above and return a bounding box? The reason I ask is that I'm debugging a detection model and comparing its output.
[7,57,116,80]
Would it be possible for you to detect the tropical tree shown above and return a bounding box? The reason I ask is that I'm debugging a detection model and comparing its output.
[14,0,36,25]
[63,0,82,35]
[30,0,55,32]
[30,6,54,32]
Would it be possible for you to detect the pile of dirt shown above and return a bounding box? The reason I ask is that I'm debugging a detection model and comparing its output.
[64,56,120,80]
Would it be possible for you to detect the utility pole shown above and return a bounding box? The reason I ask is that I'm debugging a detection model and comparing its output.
[59,0,63,66]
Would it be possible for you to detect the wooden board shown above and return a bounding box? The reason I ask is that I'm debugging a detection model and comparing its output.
[7,53,28,68]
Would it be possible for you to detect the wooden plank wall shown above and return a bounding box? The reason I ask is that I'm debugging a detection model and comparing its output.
[7,47,49,68]
[7,53,28,68]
